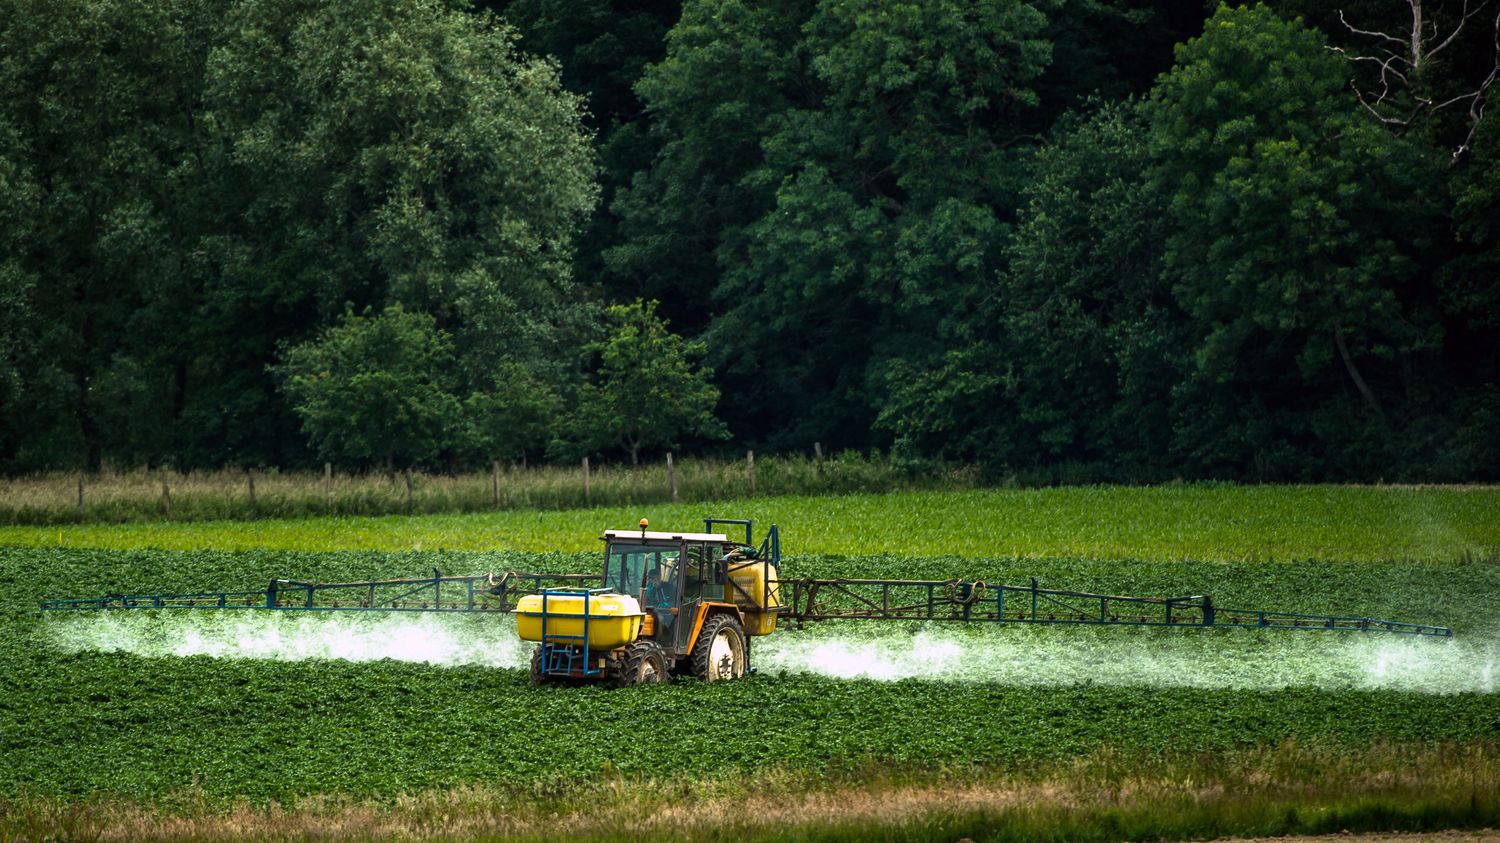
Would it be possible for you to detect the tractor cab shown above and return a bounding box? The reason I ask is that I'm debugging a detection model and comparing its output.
[516,517,782,685]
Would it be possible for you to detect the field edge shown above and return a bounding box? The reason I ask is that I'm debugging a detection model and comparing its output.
[4,740,1496,843]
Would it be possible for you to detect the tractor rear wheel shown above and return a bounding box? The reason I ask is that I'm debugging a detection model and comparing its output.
[618,641,668,687]
[692,614,746,682]
[529,645,547,685]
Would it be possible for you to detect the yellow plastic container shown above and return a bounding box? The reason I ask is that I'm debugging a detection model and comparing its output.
[727,560,781,636]
[515,592,644,650]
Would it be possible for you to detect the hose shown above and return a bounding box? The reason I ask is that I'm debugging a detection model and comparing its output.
[944,580,986,605]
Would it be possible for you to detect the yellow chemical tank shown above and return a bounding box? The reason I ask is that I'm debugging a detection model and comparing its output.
[726,559,781,635]
[515,592,644,650]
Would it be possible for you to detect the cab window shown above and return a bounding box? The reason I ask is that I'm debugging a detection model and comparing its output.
[604,543,675,600]
[681,543,725,602]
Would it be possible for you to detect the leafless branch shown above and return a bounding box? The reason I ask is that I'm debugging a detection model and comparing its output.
[1451,7,1500,161]
[1428,0,1488,61]
[1337,0,1500,163]
[1339,9,1407,48]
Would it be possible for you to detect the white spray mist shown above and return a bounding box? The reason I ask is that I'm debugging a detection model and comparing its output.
[45,613,1498,695]
[48,611,531,669]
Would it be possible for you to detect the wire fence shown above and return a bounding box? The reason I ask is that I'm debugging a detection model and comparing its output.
[0,451,980,525]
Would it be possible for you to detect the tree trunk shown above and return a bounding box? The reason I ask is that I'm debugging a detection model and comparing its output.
[1334,327,1386,422]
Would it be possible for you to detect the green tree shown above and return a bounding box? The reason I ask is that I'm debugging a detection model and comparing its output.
[0,0,214,470]
[1437,111,1500,478]
[564,300,726,464]
[482,0,680,305]
[190,0,597,467]
[879,101,1182,479]
[614,0,1054,450]
[0,119,39,464]
[462,362,564,463]
[0,0,595,472]
[606,0,806,339]
[881,101,1180,477]
[1145,3,1444,477]
[1002,102,1181,474]
[276,306,463,470]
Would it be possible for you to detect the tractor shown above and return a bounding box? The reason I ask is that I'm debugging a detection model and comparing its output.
[514,518,781,685]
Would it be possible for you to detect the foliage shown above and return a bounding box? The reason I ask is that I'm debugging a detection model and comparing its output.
[560,300,727,464]
[880,100,1180,477]
[612,0,1054,449]
[276,306,463,470]
[479,0,680,298]
[4,0,1500,484]
[1146,3,1445,478]
[463,361,566,463]
[3,485,1496,563]
[881,3,1500,482]
[0,0,595,472]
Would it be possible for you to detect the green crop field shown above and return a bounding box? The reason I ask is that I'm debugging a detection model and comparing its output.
[3,484,1497,561]
[2,486,1498,842]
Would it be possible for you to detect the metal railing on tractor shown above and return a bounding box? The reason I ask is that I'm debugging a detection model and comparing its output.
[707,517,782,615]
[534,587,609,678]
[778,577,1451,636]
[704,517,781,565]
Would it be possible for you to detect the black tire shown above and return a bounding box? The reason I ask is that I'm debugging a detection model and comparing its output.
[691,614,747,682]
[618,640,668,687]
[529,645,547,685]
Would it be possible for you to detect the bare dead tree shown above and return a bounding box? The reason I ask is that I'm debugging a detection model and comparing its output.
[1332,0,1500,163]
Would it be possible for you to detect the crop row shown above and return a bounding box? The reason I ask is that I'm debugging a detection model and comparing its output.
[2,485,1498,562]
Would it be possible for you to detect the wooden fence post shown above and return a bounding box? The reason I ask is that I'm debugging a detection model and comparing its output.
[667,452,678,503]
[492,460,500,507]
[245,467,256,513]
[404,468,414,512]
[162,480,171,517]
[747,450,756,494]
[582,456,591,505]
[324,462,332,511]
[76,475,84,516]
[813,441,823,461]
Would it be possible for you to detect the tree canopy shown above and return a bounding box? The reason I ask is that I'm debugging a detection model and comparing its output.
[562,300,727,465]
[4,0,1500,481]
[0,0,595,470]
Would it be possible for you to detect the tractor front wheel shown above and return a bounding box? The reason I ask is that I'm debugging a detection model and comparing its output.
[692,614,747,682]
[618,641,668,687]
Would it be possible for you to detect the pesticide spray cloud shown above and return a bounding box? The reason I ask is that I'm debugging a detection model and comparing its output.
[752,624,1500,694]
[45,613,1498,694]
[48,612,532,669]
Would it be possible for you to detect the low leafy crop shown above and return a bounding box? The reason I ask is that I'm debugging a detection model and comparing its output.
[2,545,1497,803]
[2,485,1497,562]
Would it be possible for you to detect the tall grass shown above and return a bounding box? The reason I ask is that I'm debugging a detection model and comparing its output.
[2,740,1494,842]
[0,454,978,525]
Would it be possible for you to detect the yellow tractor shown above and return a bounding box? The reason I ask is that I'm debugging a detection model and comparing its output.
[515,518,781,685]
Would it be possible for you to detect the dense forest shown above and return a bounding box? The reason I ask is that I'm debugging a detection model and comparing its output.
[1,0,1497,481]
